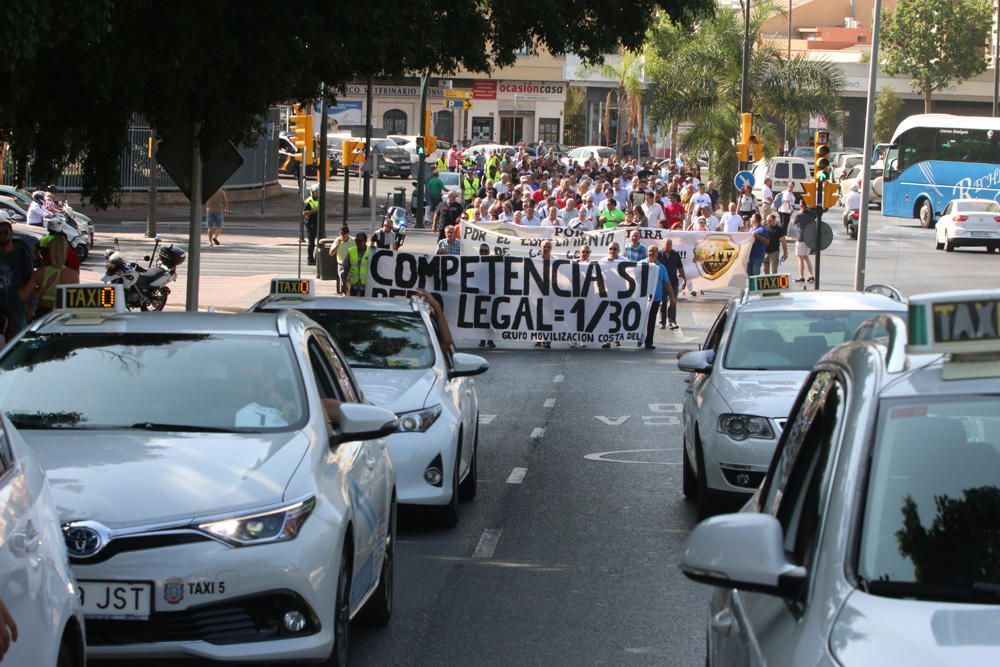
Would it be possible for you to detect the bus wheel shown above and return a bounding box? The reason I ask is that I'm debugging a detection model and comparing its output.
[918,200,935,228]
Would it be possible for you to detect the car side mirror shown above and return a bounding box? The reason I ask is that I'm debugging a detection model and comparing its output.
[677,349,715,374]
[449,352,489,379]
[680,513,806,601]
[332,403,398,446]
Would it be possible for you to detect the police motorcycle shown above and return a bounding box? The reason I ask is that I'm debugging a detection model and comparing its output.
[101,236,185,311]
[376,194,409,247]
[840,184,861,240]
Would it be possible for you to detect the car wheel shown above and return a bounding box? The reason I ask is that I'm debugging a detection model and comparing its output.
[56,632,79,667]
[988,245,998,254]
[358,495,395,625]
[326,544,352,666]
[458,421,478,501]
[682,437,697,499]
[935,235,944,250]
[695,435,714,520]
[919,200,935,228]
[945,235,956,252]
[437,440,461,527]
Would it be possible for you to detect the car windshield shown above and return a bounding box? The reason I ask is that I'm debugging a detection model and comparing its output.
[957,201,1000,213]
[303,310,434,370]
[858,396,1000,604]
[440,173,460,187]
[0,333,306,432]
[596,148,614,159]
[724,309,891,371]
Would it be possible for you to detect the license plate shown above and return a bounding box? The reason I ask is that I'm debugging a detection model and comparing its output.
[972,231,993,238]
[79,581,152,619]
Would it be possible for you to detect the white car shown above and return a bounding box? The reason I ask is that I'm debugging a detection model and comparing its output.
[683,289,1000,666]
[0,412,86,667]
[678,276,906,517]
[387,135,445,164]
[254,285,488,526]
[0,284,398,664]
[935,198,1000,253]
[561,145,614,167]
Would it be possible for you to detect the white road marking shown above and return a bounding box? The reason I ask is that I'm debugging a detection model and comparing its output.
[530,427,545,440]
[648,403,682,413]
[507,467,527,484]
[642,415,681,425]
[595,416,630,426]
[543,398,556,408]
[479,414,496,424]
[472,529,503,559]
[584,448,682,465]
[553,374,564,383]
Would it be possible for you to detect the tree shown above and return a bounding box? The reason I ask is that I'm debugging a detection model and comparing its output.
[2,0,715,208]
[874,87,904,143]
[881,0,992,113]
[646,2,844,201]
[576,49,644,156]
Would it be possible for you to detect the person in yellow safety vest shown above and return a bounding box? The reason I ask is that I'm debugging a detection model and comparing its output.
[342,232,370,296]
[462,171,480,206]
[436,154,448,172]
[486,153,499,171]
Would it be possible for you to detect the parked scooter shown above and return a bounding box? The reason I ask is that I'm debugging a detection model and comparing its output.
[101,236,185,311]
[47,216,90,262]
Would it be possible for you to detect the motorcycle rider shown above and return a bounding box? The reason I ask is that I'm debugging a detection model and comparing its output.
[27,191,56,227]
[302,183,320,265]
[842,182,862,237]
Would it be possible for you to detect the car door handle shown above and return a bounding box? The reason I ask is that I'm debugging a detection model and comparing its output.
[710,609,735,637]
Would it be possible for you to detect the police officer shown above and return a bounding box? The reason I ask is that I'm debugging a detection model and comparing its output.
[342,232,370,296]
[302,184,320,266]
[462,169,480,208]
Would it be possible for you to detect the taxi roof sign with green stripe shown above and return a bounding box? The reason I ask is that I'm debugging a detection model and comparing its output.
[906,290,1000,355]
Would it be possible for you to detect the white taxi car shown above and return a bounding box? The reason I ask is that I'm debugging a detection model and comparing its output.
[0,284,398,664]
[678,275,906,517]
[682,289,1000,666]
[934,198,1000,253]
[253,280,488,527]
[0,413,85,667]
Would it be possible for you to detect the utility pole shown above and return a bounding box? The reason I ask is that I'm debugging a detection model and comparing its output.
[785,0,792,154]
[363,76,373,207]
[415,70,431,229]
[854,0,883,291]
[318,88,330,241]
[739,0,752,118]
[994,0,1000,117]
[815,180,824,290]
[185,123,203,312]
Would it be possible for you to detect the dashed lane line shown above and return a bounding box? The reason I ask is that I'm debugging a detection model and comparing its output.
[472,529,503,559]
[506,467,527,484]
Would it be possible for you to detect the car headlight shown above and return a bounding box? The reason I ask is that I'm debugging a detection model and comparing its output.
[397,404,442,433]
[197,498,315,546]
[717,414,775,441]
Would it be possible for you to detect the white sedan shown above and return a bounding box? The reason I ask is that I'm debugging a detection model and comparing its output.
[254,287,488,527]
[0,284,398,664]
[935,198,1000,253]
[0,413,86,667]
[561,145,614,167]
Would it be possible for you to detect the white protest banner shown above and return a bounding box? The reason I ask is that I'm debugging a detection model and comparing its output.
[364,250,660,348]
[460,222,755,291]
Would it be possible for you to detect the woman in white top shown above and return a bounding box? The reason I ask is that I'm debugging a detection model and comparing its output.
[737,184,757,224]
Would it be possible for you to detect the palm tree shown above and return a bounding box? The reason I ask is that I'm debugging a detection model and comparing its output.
[646,2,845,201]
[577,48,644,156]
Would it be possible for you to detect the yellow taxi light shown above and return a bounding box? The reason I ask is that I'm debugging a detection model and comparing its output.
[270,278,315,297]
[748,274,790,294]
[55,284,126,313]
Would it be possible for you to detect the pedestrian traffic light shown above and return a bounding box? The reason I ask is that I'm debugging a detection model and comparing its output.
[814,130,831,182]
[822,182,841,210]
[416,137,425,157]
[289,104,315,165]
[801,181,818,209]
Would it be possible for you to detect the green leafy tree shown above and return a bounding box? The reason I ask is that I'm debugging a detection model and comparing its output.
[576,49,644,155]
[881,0,992,113]
[874,87,904,143]
[2,0,715,207]
[646,2,844,201]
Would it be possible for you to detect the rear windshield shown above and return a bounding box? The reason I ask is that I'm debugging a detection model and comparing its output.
[858,396,1000,604]
[304,310,434,370]
[957,201,1000,213]
[0,334,306,432]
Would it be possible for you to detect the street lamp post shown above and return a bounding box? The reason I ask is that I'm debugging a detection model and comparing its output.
[854,0,883,291]
[739,0,752,117]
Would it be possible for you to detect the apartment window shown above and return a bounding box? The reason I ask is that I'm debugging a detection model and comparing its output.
[382,109,407,135]
[538,118,561,143]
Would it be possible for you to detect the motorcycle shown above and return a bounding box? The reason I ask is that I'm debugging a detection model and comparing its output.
[385,206,407,248]
[101,236,186,311]
[842,207,859,240]
[47,215,90,262]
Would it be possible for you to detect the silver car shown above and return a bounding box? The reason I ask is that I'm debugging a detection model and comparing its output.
[682,289,1000,666]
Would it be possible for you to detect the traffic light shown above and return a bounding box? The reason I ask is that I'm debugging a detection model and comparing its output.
[416,137,425,158]
[822,182,841,210]
[423,135,436,158]
[289,104,315,166]
[814,130,831,182]
[801,181,818,209]
[341,139,365,167]
[736,112,752,162]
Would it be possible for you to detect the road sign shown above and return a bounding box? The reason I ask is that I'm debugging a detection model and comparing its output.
[444,89,472,100]
[802,220,834,252]
[446,100,464,109]
[462,100,472,110]
[157,129,245,205]
[734,170,755,190]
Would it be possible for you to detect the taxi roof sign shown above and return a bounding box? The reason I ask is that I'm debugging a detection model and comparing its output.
[747,273,790,295]
[907,290,1000,356]
[55,284,125,313]
[270,278,315,297]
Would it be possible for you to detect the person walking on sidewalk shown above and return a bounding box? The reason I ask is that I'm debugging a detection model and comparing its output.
[790,201,815,283]
[640,245,674,350]
[657,239,686,330]
[205,187,229,246]
[302,184,320,265]
[327,226,351,292]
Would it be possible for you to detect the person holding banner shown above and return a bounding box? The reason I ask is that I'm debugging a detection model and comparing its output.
[657,239,686,330]
[600,243,624,348]
[534,240,555,348]
[641,246,675,350]
[598,198,625,228]
[434,191,464,241]
[746,213,770,277]
[437,225,462,256]
[623,230,647,262]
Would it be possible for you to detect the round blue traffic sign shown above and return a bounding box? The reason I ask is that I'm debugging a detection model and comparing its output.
[734,170,755,190]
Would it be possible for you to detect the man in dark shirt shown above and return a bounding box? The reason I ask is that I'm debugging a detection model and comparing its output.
[762,213,787,274]
[433,190,464,241]
[657,239,687,330]
[0,217,34,336]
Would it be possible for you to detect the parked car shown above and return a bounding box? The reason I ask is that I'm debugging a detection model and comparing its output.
[561,145,615,166]
[845,162,883,208]
[388,135,446,165]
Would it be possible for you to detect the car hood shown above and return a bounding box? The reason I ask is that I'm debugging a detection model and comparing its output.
[25,430,310,529]
[713,369,810,418]
[831,590,1000,666]
[352,367,436,412]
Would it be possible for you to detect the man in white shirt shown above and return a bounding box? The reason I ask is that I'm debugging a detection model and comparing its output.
[591,182,606,209]
[760,177,774,221]
[612,178,630,209]
[521,201,543,226]
[561,198,580,225]
[699,205,720,231]
[27,192,55,227]
[494,173,510,197]
[720,203,744,232]
[842,183,862,212]
[641,191,665,228]
[690,183,712,215]
[775,182,797,228]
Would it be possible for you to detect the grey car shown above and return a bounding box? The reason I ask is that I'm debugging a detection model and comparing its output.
[681,289,1000,666]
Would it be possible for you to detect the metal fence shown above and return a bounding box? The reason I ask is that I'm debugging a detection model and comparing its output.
[3,112,279,192]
